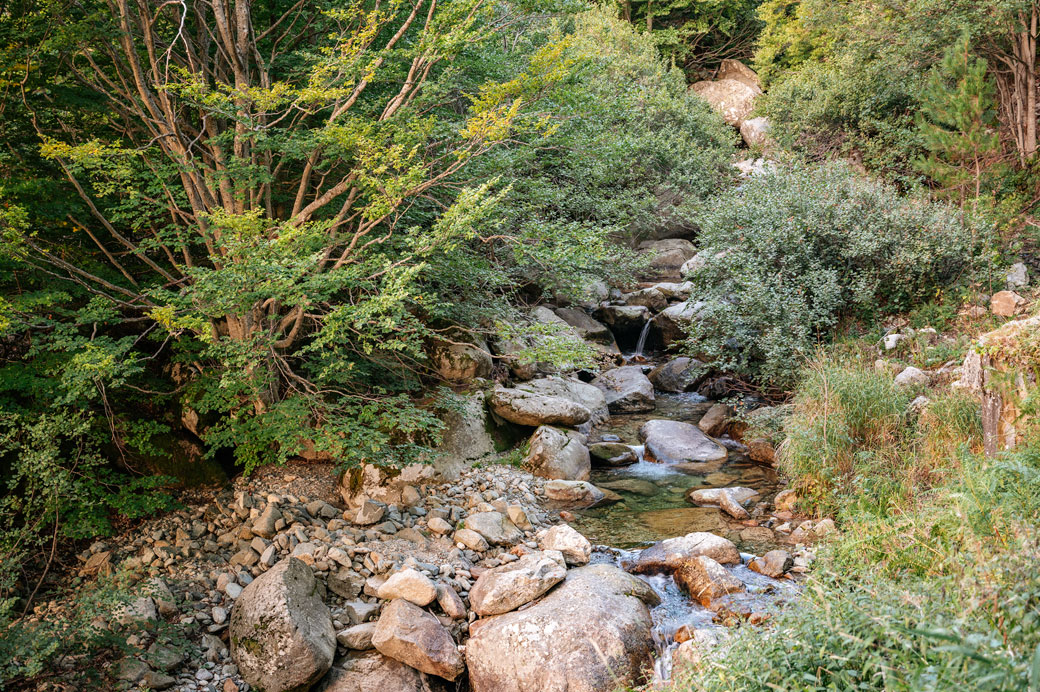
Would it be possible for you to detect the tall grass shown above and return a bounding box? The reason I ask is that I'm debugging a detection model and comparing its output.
[660,351,1040,692]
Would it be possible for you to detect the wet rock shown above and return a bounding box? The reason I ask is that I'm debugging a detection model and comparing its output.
[593,305,651,347]
[316,651,446,692]
[230,558,336,692]
[592,366,655,414]
[488,387,592,428]
[543,480,607,508]
[631,532,740,572]
[648,357,707,393]
[640,419,726,464]
[376,568,438,607]
[673,555,745,606]
[469,551,567,616]
[596,478,658,496]
[466,564,659,692]
[748,550,793,579]
[739,526,775,544]
[685,487,760,520]
[524,426,591,481]
[463,512,522,545]
[697,403,731,437]
[589,442,638,467]
[539,524,591,566]
[372,599,464,681]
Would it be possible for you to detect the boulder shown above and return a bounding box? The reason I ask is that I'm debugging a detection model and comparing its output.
[697,402,731,436]
[650,301,702,347]
[376,568,438,607]
[463,512,523,545]
[637,239,698,281]
[673,556,745,606]
[630,532,740,573]
[739,117,771,147]
[429,335,492,381]
[514,377,609,426]
[991,290,1027,316]
[715,59,762,91]
[589,442,638,467]
[316,651,445,692]
[747,438,776,465]
[653,281,695,301]
[230,558,336,692]
[623,287,668,312]
[524,426,591,481]
[543,480,607,508]
[592,366,655,413]
[339,463,442,510]
[539,524,592,566]
[469,551,567,616]
[372,599,464,681]
[554,308,618,351]
[685,487,760,520]
[648,357,706,393]
[488,387,592,428]
[894,366,929,387]
[690,78,759,127]
[435,391,500,475]
[1007,262,1029,289]
[748,550,793,579]
[336,623,377,650]
[593,305,651,349]
[639,419,727,464]
[466,564,659,692]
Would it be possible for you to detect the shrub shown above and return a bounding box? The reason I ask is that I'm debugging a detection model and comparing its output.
[682,162,987,388]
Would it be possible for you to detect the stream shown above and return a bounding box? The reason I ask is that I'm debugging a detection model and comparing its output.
[569,379,798,683]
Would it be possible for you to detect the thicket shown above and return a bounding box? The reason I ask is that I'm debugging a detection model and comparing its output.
[681,161,986,389]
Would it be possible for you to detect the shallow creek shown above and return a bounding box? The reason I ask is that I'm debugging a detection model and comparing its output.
[569,389,798,682]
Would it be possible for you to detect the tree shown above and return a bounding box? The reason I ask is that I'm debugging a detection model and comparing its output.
[4,0,561,468]
[916,33,1005,207]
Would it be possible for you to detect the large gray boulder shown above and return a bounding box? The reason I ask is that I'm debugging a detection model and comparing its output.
[650,301,702,347]
[372,599,464,681]
[429,334,493,381]
[543,480,608,508]
[639,419,726,464]
[515,377,609,426]
[463,511,523,545]
[630,532,740,573]
[592,366,655,413]
[637,239,697,281]
[554,308,619,354]
[230,558,336,692]
[469,551,567,616]
[466,564,659,692]
[593,305,651,348]
[524,426,591,481]
[648,357,707,393]
[488,387,592,428]
[589,441,638,467]
[315,651,446,692]
[435,391,499,476]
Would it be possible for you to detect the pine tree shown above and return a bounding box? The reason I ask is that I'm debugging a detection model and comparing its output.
[915,33,1005,209]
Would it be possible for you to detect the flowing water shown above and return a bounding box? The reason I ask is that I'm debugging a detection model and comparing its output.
[569,387,796,683]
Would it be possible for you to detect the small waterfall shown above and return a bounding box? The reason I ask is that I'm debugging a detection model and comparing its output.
[633,319,652,356]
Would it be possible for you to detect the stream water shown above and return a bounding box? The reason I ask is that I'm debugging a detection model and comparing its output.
[569,385,796,683]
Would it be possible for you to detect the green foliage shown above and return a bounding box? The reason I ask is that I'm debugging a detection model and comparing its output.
[615,0,763,79]
[682,162,985,387]
[915,33,1005,206]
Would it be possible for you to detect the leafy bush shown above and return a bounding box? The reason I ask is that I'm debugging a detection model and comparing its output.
[682,162,986,387]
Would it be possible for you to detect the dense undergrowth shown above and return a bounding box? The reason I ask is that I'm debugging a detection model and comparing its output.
[664,349,1040,692]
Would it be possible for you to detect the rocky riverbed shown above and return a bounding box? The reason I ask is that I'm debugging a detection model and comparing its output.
[40,247,838,692]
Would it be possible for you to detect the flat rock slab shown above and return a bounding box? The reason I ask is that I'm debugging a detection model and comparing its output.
[639,419,727,464]
[630,532,740,573]
[466,564,660,692]
[469,551,567,616]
